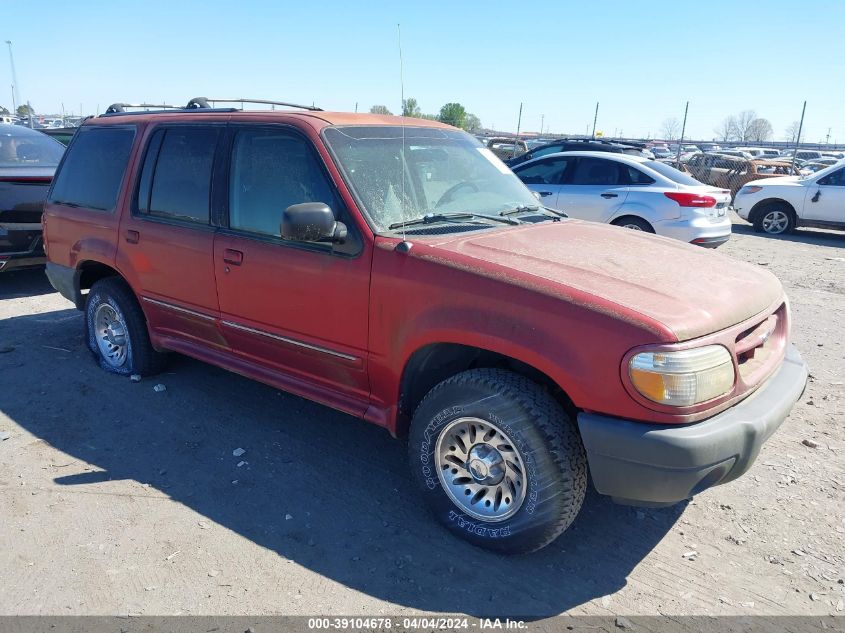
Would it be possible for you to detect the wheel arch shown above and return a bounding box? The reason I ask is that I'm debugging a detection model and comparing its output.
[395,342,577,438]
[748,198,797,224]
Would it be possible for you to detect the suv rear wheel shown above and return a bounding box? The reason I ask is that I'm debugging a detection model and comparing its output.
[408,368,587,554]
[85,278,167,376]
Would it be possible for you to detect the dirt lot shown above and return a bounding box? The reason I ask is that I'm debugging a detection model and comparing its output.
[0,218,843,619]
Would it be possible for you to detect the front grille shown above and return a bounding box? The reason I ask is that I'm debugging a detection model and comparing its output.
[735,304,787,384]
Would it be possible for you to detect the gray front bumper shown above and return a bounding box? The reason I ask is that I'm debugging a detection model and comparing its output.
[577,344,808,506]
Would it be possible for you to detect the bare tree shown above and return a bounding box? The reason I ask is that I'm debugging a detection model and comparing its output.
[660,117,681,141]
[733,110,757,142]
[714,116,738,142]
[746,118,773,142]
[369,105,392,115]
[785,121,801,143]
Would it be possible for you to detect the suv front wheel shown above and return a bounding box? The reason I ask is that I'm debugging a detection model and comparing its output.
[408,368,587,554]
[84,278,167,376]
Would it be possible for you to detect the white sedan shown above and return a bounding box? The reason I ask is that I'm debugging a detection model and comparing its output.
[511,151,732,247]
[734,162,845,235]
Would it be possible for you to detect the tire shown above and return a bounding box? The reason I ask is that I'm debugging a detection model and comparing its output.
[84,277,167,376]
[752,203,795,235]
[612,215,654,232]
[408,368,587,554]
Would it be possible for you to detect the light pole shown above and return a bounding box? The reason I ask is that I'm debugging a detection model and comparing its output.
[6,40,19,114]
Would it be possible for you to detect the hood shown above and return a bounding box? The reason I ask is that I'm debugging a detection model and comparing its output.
[747,175,802,187]
[425,220,783,342]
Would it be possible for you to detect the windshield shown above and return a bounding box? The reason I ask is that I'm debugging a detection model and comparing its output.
[323,126,540,233]
[0,124,66,168]
[643,160,704,186]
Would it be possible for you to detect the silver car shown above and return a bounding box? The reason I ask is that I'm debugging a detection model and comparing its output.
[512,151,732,247]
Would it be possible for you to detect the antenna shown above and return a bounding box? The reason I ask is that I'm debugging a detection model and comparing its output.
[397,23,407,244]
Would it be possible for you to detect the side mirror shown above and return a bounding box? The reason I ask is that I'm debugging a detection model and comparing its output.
[280,203,347,244]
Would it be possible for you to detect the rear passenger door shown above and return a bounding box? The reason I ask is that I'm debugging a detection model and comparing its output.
[512,156,574,209]
[116,124,226,349]
[558,156,630,223]
[213,125,371,413]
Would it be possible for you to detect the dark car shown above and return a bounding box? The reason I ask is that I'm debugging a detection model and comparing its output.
[505,138,645,168]
[0,124,66,272]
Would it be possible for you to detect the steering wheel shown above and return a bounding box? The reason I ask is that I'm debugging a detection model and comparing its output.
[435,181,480,208]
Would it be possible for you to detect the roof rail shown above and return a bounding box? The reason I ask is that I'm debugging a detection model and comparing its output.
[186,97,322,111]
[104,103,181,114]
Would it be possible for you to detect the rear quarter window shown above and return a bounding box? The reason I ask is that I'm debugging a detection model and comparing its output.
[49,126,136,211]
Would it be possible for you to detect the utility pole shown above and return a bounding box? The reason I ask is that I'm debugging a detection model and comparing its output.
[674,101,689,168]
[512,102,523,159]
[540,113,544,136]
[790,101,807,173]
[591,102,599,139]
[826,127,831,145]
[6,41,19,114]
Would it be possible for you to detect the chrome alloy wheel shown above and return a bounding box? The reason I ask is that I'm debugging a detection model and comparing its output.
[761,210,789,234]
[94,303,128,368]
[621,223,643,230]
[435,417,527,522]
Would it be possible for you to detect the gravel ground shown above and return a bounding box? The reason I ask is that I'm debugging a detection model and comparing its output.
[0,217,843,618]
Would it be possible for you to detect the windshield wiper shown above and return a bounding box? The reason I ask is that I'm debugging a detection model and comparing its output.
[500,204,567,219]
[388,212,520,230]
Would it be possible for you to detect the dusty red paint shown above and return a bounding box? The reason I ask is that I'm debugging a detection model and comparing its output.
[43,111,789,435]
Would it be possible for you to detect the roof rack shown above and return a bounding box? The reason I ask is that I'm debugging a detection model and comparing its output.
[186,97,322,111]
[104,103,181,114]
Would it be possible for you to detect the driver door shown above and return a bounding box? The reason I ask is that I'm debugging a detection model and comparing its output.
[805,167,845,223]
[512,156,574,210]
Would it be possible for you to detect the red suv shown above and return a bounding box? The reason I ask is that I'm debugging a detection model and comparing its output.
[43,99,808,554]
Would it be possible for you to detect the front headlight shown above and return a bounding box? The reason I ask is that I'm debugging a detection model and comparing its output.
[629,345,735,407]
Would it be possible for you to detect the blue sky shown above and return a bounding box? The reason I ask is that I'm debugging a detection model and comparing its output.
[3,0,843,142]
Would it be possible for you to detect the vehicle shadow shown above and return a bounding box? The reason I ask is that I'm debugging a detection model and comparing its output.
[0,267,55,300]
[0,307,685,618]
[731,220,845,247]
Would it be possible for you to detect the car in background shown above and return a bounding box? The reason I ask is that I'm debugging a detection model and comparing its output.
[38,127,78,146]
[780,149,823,162]
[800,158,841,174]
[511,151,731,247]
[485,137,528,160]
[651,146,673,159]
[686,154,801,198]
[505,138,649,168]
[0,124,66,272]
[735,147,780,159]
[717,149,754,160]
[734,162,845,235]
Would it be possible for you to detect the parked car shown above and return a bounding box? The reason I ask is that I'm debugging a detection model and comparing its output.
[651,146,673,159]
[485,137,528,160]
[0,123,66,272]
[735,147,780,159]
[734,162,845,234]
[38,127,78,146]
[800,159,840,174]
[511,151,731,247]
[780,149,823,162]
[505,138,647,168]
[718,149,754,160]
[43,100,806,554]
[686,153,801,198]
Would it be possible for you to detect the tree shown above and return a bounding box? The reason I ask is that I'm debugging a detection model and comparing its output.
[746,118,773,142]
[714,116,738,142]
[16,104,34,117]
[401,98,421,118]
[0,105,9,115]
[733,110,757,141]
[369,105,392,115]
[463,113,482,132]
[660,117,681,141]
[438,102,466,128]
[785,121,801,143]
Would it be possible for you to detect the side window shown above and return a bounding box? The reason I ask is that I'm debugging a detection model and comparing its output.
[624,166,655,185]
[531,145,564,159]
[49,126,135,211]
[229,128,338,237]
[514,157,572,185]
[818,168,845,186]
[138,126,219,223]
[569,157,625,186]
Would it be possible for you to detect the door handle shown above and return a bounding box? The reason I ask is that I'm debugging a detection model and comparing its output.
[223,248,243,265]
[124,230,140,244]
[601,193,619,199]
[537,191,553,197]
